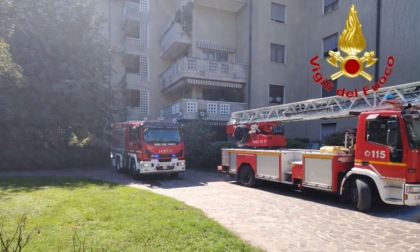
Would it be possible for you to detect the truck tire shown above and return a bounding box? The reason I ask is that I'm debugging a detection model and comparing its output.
[350,178,371,212]
[130,159,140,180]
[239,165,257,187]
[233,125,250,144]
[116,157,123,174]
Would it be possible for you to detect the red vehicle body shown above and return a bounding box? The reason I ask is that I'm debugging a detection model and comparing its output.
[111,120,185,179]
[218,82,420,211]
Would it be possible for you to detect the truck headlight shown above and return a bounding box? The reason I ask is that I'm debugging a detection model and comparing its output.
[406,186,420,193]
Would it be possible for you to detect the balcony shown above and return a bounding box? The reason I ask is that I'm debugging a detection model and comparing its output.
[160,99,247,122]
[122,37,147,56]
[160,57,247,92]
[160,9,192,59]
[121,1,148,32]
[121,72,147,89]
[195,0,248,12]
[121,37,147,66]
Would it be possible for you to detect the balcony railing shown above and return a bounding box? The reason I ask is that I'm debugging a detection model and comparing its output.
[160,11,191,59]
[160,57,247,91]
[194,0,248,12]
[122,37,147,56]
[160,99,247,121]
[121,1,148,31]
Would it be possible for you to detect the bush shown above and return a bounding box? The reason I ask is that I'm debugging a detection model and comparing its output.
[324,131,346,146]
[0,147,109,171]
[285,138,310,149]
[183,120,215,169]
[199,141,237,170]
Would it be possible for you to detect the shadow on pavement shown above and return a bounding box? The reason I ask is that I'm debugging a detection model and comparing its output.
[234,179,420,224]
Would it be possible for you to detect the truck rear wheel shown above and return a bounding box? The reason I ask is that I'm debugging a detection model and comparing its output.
[239,165,257,187]
[116,157,123,174]
[350,178,371,212]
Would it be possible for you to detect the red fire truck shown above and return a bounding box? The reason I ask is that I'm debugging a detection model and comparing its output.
[218,82,420,211]
[111,119,185,179]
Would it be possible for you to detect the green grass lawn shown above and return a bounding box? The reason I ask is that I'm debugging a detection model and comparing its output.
[0,177,261,252]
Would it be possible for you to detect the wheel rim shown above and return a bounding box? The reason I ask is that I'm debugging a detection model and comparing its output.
[241,170,250,183]
[350,185,358,204]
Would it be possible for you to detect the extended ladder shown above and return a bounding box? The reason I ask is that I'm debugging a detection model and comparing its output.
[231,81,420,124]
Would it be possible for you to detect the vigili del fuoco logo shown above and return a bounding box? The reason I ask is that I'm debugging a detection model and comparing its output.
[310,4,394,98]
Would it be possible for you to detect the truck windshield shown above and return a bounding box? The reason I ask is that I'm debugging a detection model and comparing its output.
[143,128,181,144]
[404,114,420,149]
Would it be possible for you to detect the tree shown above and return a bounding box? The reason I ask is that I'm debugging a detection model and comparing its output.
[0,38,23,125]
[0,0,112,149]
[183,120,216,168]
[0,38,23,89]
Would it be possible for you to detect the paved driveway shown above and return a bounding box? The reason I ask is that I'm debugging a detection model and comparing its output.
[1,167,420,252]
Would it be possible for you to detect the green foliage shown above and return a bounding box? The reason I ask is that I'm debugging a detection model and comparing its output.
[0,38,23,88]
[200,141,237,169]
[183,120,216,168]
[285,138,310,149]
[324,131,345,146]
[0,177,260,251]
[0,0,113,151]
[0,147,109,171]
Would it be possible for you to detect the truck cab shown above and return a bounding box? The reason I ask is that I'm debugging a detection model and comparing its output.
[111,120,185,179]
[345,109,420,209]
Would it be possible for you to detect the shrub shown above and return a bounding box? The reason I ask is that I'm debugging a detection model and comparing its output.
[199,141,237,170]
[0,147,109,171]
[324,131,346,146]
[285,138,310,149]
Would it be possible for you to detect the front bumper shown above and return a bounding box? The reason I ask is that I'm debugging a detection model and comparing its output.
[404,183,420,206]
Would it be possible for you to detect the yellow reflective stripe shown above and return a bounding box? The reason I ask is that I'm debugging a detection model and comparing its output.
[355,159,407,167]
[303,154,334,159]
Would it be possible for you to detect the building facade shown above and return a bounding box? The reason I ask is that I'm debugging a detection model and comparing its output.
[98,0,420,143]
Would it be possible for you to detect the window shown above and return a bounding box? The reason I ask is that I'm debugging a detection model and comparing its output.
[139,0,149,13]
[139,55,149,82]
[139,21,149,48]
[324,0,339,15]
[128,89,140,107]
[221,63,230,74]
[322,79,337,97]
[187,59,197,70]
[187,101,197,112]
[321,123,336,144]
[220,104,230,115]
[269,85,284,104]
[208,62,217,73]
[270,44,285,63]
[271,3,286,23]
[127,89,149,115]
[202,50,228,62]
[323,33,338,58]
[207,103,217,114]
[366,119,388,146]
[172,103,180,115]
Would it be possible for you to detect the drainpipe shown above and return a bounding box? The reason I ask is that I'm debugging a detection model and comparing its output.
[247,0,253,109]
[374,0,381,82]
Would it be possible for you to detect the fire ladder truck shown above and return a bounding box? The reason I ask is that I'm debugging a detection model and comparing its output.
[218,81,420,211]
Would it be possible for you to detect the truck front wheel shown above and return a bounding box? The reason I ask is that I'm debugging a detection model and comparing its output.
[350,178,371,212]
[239,165,257,187]
[130,159,140,180]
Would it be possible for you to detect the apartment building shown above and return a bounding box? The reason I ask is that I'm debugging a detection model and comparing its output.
[98,0,420,143]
